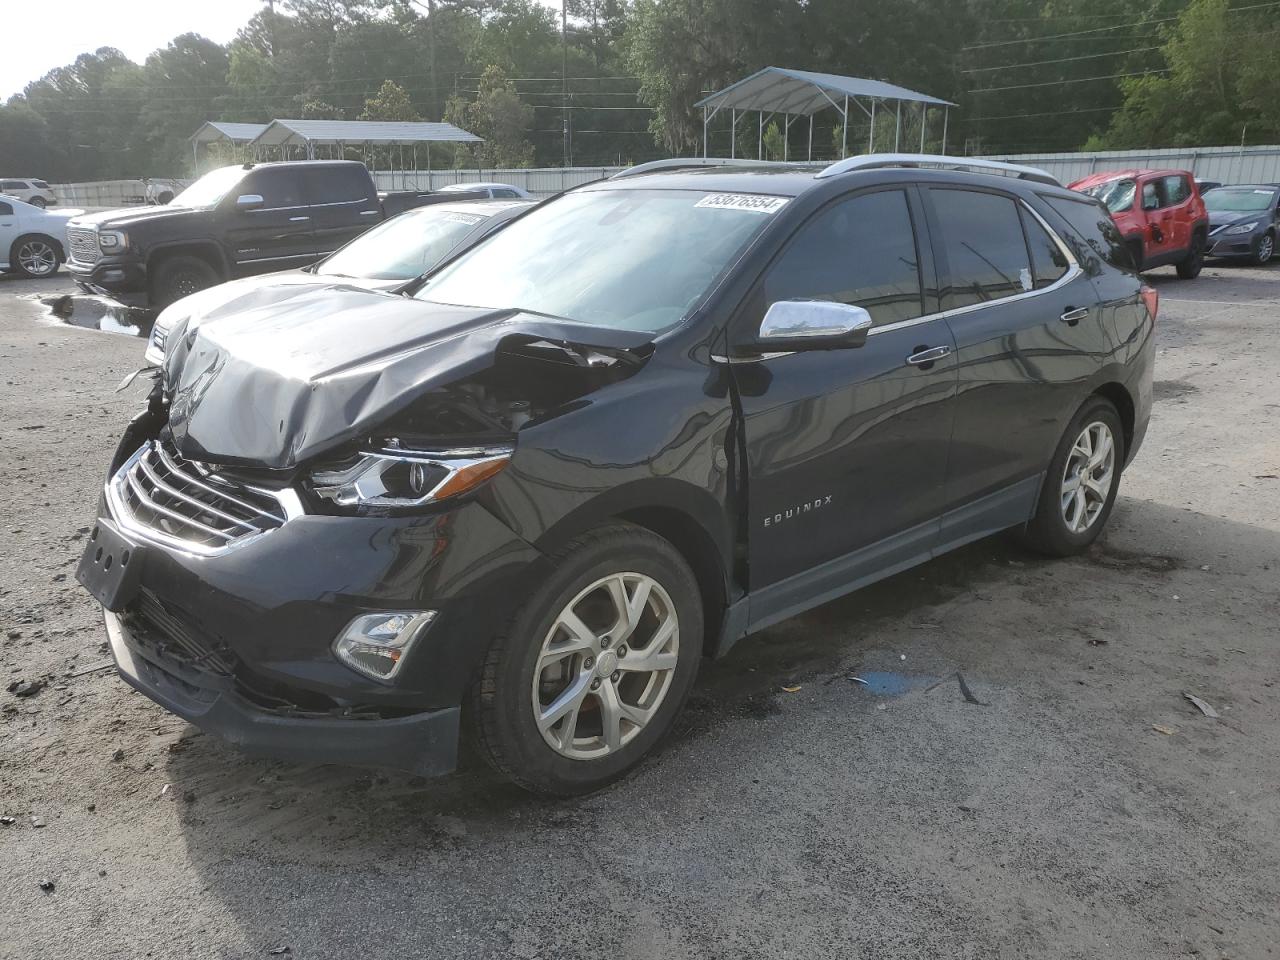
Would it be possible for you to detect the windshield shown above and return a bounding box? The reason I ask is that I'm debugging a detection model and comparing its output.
[1081,178,1137,214]
[170,166,248,208]
[1203,187,1277,214]
[415,188,782,332]
[317,207,490,280]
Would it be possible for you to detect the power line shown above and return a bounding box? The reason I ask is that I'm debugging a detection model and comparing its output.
[970,69,1170,94]
[962,46,1162,73]
[961,106,1119,123]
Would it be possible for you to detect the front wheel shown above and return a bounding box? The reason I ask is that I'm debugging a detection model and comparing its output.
[149,254,220,307]
[1176,233,1206,279]
[470,523,704,796]
[29,196,47,209]
[1021,399,1125,557]
[1252,231,1275,266]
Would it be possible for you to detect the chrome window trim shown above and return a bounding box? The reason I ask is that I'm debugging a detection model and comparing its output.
[714,196,1083,358]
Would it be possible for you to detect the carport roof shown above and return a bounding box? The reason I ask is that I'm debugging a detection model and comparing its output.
[189,121,269,144]
[250,119,483,147]
[694,66,956,116]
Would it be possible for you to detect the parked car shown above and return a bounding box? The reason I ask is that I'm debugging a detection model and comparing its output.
[1195,178,1222,194]
[1069,168,1208,278]
[77,155,1154,796]
[1201,184,1280,265]
[436,181,533,200]
[0,177,57,208]
[66,160,438,308]
[143,198,535,364]
[0,195,83,278]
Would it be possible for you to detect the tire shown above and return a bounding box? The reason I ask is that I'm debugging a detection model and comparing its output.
[10,234,61,278]
[29,196,47,209]
[1176,232,1206,279]
[1020,398,1126,557]
[149,254,220,307]
[157,190,174,205]
[1252,231,1275,266]
[470,522,704,796]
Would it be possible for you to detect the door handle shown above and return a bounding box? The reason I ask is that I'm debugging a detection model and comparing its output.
[906,345,952,367]
[289,216,310,222]
[1060,306,1089,326]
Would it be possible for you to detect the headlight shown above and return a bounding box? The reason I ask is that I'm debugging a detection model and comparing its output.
[144,305,184,366]
[98,230,127,251]
[308,444,512,509]
[1225,221,1259,235]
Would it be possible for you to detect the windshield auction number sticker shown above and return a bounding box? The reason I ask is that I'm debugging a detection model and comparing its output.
[695,193,790,214]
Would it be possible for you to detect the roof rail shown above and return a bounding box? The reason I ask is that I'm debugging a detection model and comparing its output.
[610,157,791,179]
[815,153,1060,187]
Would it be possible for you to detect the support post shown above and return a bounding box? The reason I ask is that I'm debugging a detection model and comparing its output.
[920,105,927,153]
[703,105,708,158]
[731,108,736,158]
[842,96,848,158]
[192,141,198,171]
[759,112,764,159]
[869,99,876,153]
[896,102,902,152]
[941,108,949,155]
[808,115,813,161]
[783,113,788,161]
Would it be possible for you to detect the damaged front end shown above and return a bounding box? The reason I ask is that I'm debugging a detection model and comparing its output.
[80,288,654,776]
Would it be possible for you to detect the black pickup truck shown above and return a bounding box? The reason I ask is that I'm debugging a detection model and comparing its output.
[67,160,445,307]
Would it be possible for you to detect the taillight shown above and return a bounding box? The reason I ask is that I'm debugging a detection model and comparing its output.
[1140,285,1158,322]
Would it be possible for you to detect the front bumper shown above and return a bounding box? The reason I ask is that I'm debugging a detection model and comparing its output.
[67,256,149,305]
[105,609,461,775]
[1207,233,1258,258]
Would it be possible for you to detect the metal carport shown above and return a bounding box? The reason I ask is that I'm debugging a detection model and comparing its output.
[249,119,483,172]
[188,122,269,164]
[694,67,956,160]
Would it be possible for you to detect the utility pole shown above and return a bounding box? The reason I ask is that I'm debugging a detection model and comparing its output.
[562,1,570,167]
[265,0,277,59]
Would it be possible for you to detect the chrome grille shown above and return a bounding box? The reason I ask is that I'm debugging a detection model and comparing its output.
[67,226,100,264]
[107,439,297,555]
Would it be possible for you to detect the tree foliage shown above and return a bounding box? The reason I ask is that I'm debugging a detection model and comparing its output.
[445,65,536,167]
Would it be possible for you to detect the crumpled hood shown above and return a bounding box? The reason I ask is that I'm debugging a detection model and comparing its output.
[162,286,654,469]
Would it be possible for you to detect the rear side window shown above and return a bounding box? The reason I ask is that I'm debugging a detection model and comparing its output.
[241,169,305,209]
[1020,208,1069,289]
[1163,175,1191,205]
[32,180,49,189]
[763,189,923,326]
[1,180,26,190]
[303,165,373,204]
[493,188,520,199]
[929,189,1032,309]
[1042,195,1135,272]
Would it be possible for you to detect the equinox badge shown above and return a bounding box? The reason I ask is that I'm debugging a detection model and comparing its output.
[763,495,833,528]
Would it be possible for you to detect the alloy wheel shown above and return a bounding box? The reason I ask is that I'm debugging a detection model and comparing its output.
[531,572,679,760]
[1060,421,1116,534]
[17,240,57,277]
[1258,234,1275,264]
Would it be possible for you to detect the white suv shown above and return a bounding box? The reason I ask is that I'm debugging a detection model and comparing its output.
[1,178,57,208]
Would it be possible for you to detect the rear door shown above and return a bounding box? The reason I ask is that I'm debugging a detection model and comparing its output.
[220,167,318,276]
[922,185,1102,549]
[732,186,957,615]
[303,165,381,256]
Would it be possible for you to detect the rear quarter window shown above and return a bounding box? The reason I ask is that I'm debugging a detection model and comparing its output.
[928,188,1033,309]
[1041,195,1136,273]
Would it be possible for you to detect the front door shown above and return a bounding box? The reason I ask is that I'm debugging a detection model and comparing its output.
[730,187,957,624]
[1139,178,1179,264]
[220,167,319,277]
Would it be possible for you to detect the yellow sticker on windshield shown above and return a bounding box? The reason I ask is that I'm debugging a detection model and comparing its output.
[694,193,790,214]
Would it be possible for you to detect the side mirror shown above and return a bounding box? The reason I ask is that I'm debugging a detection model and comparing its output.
[752,300,873,353]
[235,194,264,212]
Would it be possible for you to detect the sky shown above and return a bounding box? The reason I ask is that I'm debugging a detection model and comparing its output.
[1,0,266,99]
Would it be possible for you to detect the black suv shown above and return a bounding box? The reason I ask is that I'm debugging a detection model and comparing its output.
[66,160,427,307]
[77,155,1155,796]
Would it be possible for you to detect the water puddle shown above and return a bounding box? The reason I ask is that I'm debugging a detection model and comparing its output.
[849,671,936,697]
[28,293,154,338]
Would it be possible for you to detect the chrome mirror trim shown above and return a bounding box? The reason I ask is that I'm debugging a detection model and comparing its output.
[760,300,874,342]
[235,194,265,209]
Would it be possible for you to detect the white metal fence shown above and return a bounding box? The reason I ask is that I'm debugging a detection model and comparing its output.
[49,145,1280,208]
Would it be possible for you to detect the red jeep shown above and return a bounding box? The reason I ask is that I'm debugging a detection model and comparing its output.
[1068,169,1209,278]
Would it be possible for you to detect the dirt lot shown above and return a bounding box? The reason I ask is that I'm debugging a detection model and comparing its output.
[2,264,1278,960]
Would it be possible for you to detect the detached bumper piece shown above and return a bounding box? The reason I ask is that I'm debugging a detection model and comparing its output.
[105,597,460,777]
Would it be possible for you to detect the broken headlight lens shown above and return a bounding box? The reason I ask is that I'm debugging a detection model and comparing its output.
[308,445,512,509]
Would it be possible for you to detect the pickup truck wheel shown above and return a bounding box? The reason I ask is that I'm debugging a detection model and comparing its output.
[150,255,219,307]
[1252,231,1275,266]
[10,235,60,278]
[470,523,703,796]
[1020,398,1125,557]
[1176,233,1206,279]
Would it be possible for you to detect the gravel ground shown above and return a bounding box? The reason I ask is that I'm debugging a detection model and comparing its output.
[2,264,1278,959]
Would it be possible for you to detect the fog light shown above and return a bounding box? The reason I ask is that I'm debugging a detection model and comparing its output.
[333,611,435,681]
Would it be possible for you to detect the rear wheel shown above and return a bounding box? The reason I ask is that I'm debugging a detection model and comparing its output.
[1252,231,1275,266]
[1021,398,1125,557]
[470,523,703,796]
[150,254,220,307]
[1176,232,1206,279]
[29,196,47,209]
[10,234,60,278]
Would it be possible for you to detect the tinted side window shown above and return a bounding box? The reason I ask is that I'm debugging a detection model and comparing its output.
[240,169,306,209]
[303,165,373,204]
[763,190,923,326]
[1020,208,1069,289]
[0,201,12,215]
[1042,195,1135,273]
[1141,180,1162,210]
[493,188,520,199]
[1163,175,1190,205]
[929,189,1032,309]
[1,181,27,190]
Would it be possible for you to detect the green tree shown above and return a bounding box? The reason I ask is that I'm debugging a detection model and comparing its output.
[137,34,231,174]
[360,80,422,120]
[444,65,535,167]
